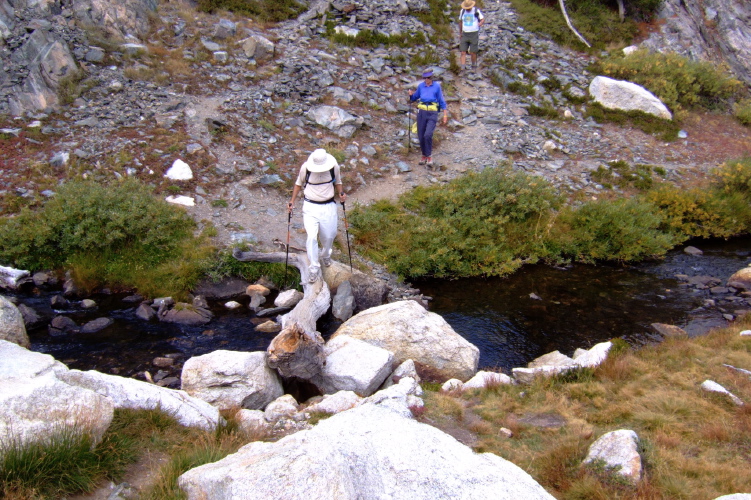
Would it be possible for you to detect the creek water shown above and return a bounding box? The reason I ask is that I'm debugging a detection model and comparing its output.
[415,236,751,372]
[23,237,751,378]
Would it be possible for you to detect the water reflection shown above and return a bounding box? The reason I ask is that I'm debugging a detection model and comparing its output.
[415,237,751,372]
[25,237,751,377]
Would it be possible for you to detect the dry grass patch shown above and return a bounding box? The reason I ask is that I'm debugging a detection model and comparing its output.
[418,322,751,499]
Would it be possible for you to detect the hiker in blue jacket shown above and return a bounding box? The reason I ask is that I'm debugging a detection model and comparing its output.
[409,69,448,167]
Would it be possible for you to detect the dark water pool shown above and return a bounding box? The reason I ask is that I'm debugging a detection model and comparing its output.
[23,237,751,377]
[414,237,751,372]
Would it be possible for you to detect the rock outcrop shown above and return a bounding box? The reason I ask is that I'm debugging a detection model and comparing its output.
[181,350,284,411]
[332,300,480,381]
[178,402,556,500]
[0,295,30,347]
[640,0,751,85]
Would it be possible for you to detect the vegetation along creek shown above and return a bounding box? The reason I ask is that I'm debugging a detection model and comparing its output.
[3,0,751,498]
[10,235,747,382]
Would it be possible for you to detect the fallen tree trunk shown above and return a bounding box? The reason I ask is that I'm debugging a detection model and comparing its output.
[232,248,329,380]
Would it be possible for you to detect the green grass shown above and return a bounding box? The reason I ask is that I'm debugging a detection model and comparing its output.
[586,104,681,141]
[506,0,641,51]
[205,247,301,290]
[196,0,305,22]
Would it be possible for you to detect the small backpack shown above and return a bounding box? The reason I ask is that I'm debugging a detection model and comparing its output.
[304,167,336,188]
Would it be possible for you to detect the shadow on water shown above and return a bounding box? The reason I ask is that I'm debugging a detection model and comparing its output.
[22,237,751,377]
[414,236,751,373]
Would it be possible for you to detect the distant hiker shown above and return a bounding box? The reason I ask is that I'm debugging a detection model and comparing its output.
[288,149,346,283]
[409,69,448,167]
[458,0,485,71]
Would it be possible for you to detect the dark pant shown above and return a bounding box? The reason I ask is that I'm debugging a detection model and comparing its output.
[417,109,438,157]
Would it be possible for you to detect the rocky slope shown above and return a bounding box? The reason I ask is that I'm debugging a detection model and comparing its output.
[1,0,751,268]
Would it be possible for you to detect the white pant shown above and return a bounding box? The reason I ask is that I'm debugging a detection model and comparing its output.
[302,200,338,274]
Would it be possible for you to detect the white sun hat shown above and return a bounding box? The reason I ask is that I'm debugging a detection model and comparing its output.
[304,148,337,173]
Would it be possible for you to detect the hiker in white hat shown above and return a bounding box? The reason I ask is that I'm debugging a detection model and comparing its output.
[288,149,346,283]
[458,0,485,71]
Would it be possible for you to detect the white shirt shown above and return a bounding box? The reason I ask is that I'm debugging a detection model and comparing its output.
[459,8,484,33]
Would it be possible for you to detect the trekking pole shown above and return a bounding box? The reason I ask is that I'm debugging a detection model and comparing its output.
[283,208,292,289]
[341,201,353,273]
[407,100,412,152]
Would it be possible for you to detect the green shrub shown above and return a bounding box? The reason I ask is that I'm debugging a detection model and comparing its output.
[590,161,655,191]
[528,104,560,119]
[592,49,744,113]
[586,103,680,141]
[350,166,563,278]
[551,197,677,263]
[328,27,426,48]
[734,99,751,127]
[644,183,751,239]
[714,158,751,195]
[197,0,305,22]
[0,178,212,298]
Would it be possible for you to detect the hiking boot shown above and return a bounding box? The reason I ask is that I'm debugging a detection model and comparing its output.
[323,257,332,267]
[308,270,320,283]
[418,157,427,165]
[426,157,433,167]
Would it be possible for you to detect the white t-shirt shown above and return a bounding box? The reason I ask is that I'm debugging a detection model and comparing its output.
[459,8,484,33]
[295,164,342,202]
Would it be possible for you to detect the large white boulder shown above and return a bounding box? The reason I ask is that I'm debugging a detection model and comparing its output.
[181,350,283,411]
[59,369,223,431]
[584,429,642,484]
[332,300,479,381]
[589,76,672,119]
[178,403,556,500]
[0,341,113,452]
[316,335,394,396]
[0,339,68,381]
[0,295,30,347]
[1,373,114,452]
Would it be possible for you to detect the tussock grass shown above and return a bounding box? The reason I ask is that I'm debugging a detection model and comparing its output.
[1,408,252,500]
[421,319,751,499]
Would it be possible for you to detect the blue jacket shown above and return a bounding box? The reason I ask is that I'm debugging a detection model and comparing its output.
[410,81,447,111]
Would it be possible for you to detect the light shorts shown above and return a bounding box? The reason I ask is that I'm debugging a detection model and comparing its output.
[460,31,480,53]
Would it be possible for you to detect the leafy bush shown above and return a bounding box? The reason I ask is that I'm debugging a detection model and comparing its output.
[0,179,212,298]
[593,49,744,113]
[586,103,680,140]
[734,99,751,127]
[714,158,751,195]
[350,166,563,278]
[552,197,676,263]
[644,183,751,239]
[351,159,751,279]
[327,26,426,48]
[197,0,305,22]
[590,161,657,191]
